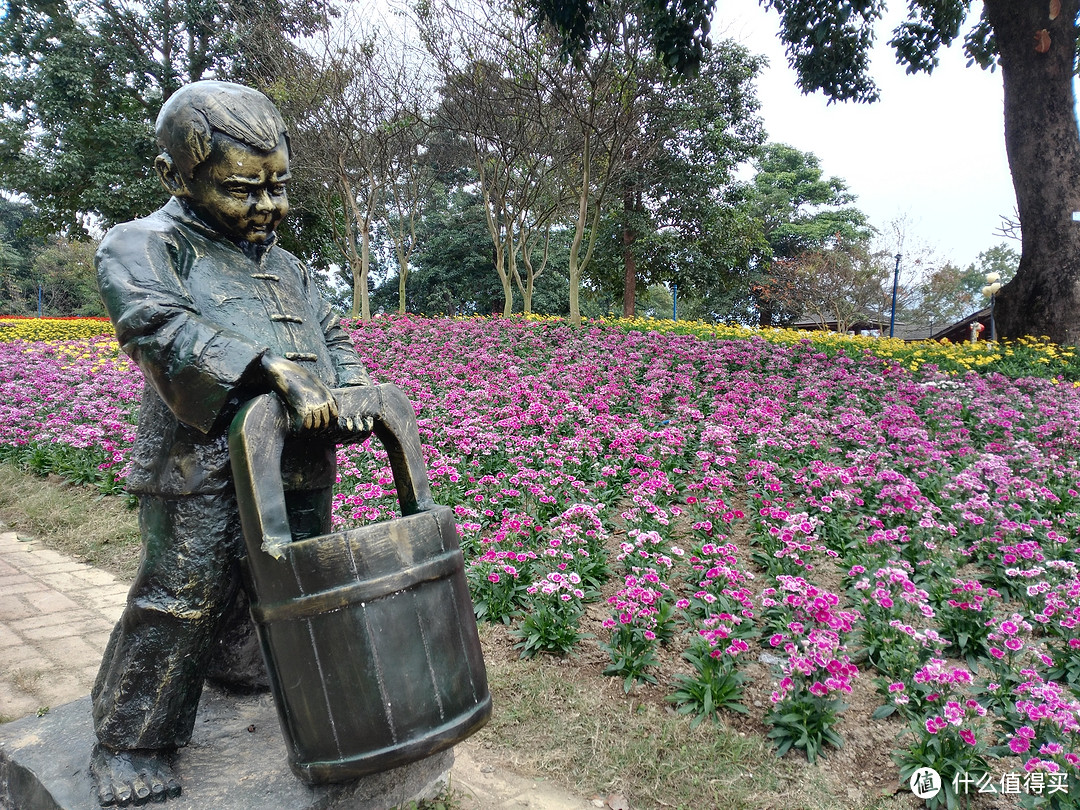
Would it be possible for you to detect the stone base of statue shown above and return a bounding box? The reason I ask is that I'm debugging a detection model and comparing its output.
[0,687,453,810]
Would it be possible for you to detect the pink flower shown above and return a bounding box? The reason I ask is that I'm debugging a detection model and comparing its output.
[960,729,977,746]
[1010,736,1032,754]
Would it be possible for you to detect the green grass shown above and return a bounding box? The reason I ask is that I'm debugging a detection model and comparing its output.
[0,462,141,578]
[477,626,913,810]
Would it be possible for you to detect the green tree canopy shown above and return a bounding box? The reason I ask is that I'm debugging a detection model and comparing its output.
[747,143,871,259]
[742,143,871,325]
[0,0,336,235]
[591,39,766,318]
[531,0,714,75]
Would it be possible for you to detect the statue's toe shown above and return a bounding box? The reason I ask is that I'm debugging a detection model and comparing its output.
[91,746,180,807]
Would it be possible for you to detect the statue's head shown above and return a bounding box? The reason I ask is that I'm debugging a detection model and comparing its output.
[154,81,291,245]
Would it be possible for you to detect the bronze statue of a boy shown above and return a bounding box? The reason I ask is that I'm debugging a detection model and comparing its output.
[91,80,371,806]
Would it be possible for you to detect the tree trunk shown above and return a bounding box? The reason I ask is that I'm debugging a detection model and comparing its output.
[758,302,773,327]
[502,230,515,316]
[984,0,1080,344]
[568,133,592,328]
[621,180,637,319]
[339,175,363,321]
[359,221,371,321]
[397,251,408,315]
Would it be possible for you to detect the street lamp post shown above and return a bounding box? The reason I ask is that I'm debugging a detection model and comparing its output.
[889,253,901,338]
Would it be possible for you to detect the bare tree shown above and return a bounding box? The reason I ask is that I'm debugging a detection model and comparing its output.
[277,11,435,319]
[420,1,568,316]
[760,239,901,335]
[539,5,650,326]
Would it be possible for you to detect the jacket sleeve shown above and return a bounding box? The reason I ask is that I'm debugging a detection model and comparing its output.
[310,276,372,388]
[96,221,269,434]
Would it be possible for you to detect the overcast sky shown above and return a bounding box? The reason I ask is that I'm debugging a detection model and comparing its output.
[715,0,1021,271]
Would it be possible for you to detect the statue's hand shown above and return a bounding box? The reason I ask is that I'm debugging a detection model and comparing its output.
[337,411,374,436]
[260,354,338,433]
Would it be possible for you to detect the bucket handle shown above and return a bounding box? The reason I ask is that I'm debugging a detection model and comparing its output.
[229,383,436,560]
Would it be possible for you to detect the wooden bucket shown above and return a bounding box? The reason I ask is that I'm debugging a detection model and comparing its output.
[229,384,491,783]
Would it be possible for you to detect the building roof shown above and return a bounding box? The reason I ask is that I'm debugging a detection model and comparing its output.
[928,307,992,343]
[788,307,994,343]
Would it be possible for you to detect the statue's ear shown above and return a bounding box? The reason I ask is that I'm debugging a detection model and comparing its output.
[156,154,189,197]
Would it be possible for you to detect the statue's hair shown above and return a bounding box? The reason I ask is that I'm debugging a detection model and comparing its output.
[156,81,290,178]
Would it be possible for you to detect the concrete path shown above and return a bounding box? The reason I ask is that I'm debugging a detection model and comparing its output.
[0,531,128,722]
[0,530,597,810]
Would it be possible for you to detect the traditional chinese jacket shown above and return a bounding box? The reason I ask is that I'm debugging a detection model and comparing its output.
[96,197,371,496]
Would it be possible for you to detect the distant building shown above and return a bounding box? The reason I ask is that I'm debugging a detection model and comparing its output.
[927,307,992,343]
[788,307,993,343]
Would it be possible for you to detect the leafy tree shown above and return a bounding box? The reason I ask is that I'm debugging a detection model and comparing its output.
[383,185,500,316]
[542,2,650,326]
[744,143,871,325]
[32,238,104,316]
[972,243,1020,287]
[0,0,335,235]
[530,0,714,76]
[390,178,572,317]
[604,39,766,317]
[422,0,765,324]
[0,213,104,316]
[421,2,573,317]
[0,198,37,314]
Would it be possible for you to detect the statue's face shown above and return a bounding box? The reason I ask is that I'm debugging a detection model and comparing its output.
[185,133,290,244]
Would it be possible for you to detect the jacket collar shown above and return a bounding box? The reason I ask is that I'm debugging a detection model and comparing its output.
[165,197,277,261]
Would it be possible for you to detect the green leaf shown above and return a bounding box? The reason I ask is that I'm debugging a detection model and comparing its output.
[872,704,896,719]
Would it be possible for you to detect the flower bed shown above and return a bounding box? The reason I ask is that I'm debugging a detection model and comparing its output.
[0,316,114,342]
[3,314,1080,806]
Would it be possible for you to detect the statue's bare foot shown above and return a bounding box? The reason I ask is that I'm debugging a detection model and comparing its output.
[91,744,181,806]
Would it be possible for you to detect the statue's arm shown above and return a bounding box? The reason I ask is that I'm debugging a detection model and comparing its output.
[309,270,372,388]
[96,227,269,434]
